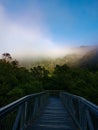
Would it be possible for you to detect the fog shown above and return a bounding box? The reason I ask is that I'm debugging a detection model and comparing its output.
[0,4,74,60]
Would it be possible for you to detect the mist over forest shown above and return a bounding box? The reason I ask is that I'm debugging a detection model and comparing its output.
[0,0,98,108]
[0,45,98,107]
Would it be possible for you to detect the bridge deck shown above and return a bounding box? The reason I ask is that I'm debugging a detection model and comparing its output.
[27,97,77,130]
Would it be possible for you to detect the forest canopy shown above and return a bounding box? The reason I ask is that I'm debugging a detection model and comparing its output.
[0,54,98,107]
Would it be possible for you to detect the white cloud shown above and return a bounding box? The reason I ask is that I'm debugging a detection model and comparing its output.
[0,4,72,60]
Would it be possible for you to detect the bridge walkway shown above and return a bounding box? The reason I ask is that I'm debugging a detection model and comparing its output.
[27,97,77,130]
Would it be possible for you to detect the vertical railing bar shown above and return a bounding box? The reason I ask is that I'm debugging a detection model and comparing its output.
[0,91,49,130]
[60,92,98,130]
[86,109,94,130]
[12,105,22,130]
[24,101,28,129]
[60,93,82,130]
[33,97,38,118]
[83,113,88,130]
[20,104,25,130]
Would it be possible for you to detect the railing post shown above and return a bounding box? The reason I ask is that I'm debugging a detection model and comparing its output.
[33,97,38,118]
[20,104,25,130]
[24,101,28,128]
[0,91,49,130]
[86,109,94,130]
[12,106,22,130]
[60,92,98,130]
[79,102,87,130]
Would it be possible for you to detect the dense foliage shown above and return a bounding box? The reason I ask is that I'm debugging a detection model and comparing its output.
[0,56,98,107]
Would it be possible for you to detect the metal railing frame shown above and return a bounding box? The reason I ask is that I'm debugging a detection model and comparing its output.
[0,91,49,130]
[0,90,98,130]
[60,92,98,130]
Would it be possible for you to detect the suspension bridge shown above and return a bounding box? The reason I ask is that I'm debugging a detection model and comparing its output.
[0,91,98,130]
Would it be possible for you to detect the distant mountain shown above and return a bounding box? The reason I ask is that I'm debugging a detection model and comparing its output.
[19,45,97,70]
[78,47,98,69]
[20,53,84,70]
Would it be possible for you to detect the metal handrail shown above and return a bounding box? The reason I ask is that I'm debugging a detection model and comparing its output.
[1,90,98,130]
[60,92,98,130]
[0,91,49,130]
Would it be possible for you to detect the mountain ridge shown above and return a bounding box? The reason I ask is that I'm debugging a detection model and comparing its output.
[19,45,98,70]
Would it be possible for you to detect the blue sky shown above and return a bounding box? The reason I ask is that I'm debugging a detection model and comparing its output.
[0,0,98,58]
[39,0,98,44]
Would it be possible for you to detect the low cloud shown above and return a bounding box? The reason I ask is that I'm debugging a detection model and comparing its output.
[0,4,72,60]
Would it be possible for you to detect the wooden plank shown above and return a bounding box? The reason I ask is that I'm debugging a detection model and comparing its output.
[27,97,77,130]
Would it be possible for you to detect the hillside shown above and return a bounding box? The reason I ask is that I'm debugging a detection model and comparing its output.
[20,45,96,70]
[78,47,98,70]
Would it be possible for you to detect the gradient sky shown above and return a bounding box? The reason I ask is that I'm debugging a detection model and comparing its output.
[0,0,98,58]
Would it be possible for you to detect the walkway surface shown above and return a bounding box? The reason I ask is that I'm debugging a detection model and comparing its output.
[27,97,77,130]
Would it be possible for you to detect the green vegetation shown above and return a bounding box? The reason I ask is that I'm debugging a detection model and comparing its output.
[0,53,98,107]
